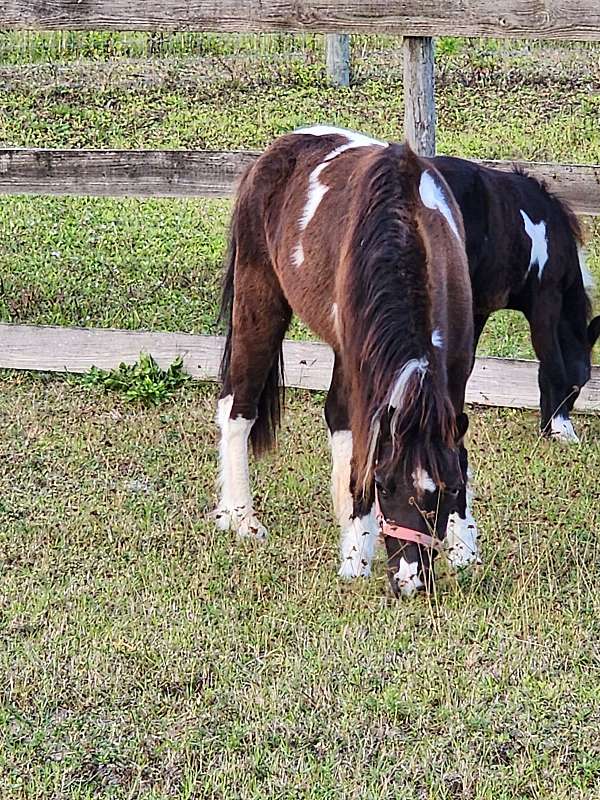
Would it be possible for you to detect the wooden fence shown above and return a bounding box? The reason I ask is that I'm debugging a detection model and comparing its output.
[0,1,599,412]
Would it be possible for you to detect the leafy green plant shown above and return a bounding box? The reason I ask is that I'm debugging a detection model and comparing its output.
[83,353,190,405]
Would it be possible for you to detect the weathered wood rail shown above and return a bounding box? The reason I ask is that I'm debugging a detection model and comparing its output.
[1,148,599,214]
[3,1,600,40]
[0,324,598,412]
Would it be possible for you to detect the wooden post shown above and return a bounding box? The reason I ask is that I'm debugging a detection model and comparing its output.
[326,34,350,86]
[403,37,436,157]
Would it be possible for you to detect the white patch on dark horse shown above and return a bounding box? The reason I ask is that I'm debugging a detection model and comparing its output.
[520,210,549,280]
[338,512,379,579]
[419,170,461,240]
[293,126,387,267]
[412,467,436,493]
[444,471,480,570]
[215,394,267,539]
[431,328,443,348]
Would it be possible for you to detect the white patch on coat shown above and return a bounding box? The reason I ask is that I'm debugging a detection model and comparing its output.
[520,210,549,281]
[578,246,595,292]
[431,329,443,348]
[293,127,387,266]
[215,395,267,539]
[412,467,436,493]
[444,472,480,571]
[550,414,579,444]
[293,125,387,148]
[329,430,354,528]
[393,558,424,597]
[419,170,460,240]
[338,511,378,579]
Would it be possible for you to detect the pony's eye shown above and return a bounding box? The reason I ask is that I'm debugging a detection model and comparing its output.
[446,487,460,498]
[375,479,389,498]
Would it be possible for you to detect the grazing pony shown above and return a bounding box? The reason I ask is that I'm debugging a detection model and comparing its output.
[433,156,600,443]
[216,126,478,597]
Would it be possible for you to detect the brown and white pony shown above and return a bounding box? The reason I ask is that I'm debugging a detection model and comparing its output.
[215,126,477,596]
[433,156,600,443]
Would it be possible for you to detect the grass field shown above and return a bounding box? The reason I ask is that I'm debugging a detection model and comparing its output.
[1,33,600,799]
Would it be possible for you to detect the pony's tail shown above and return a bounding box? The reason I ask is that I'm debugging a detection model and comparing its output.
[218,195,286,458]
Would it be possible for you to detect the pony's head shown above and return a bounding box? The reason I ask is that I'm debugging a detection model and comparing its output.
[358,359,469,597]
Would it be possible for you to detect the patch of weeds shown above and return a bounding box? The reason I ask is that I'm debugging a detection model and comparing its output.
[83,353,190,405]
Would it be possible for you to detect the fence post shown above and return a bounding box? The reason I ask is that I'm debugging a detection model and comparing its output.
[403,37,436,157]
[326,34,350,86]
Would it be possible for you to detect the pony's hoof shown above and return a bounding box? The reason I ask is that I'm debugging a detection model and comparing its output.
[338,557,371,580]
[549,417,580,444]
[237,515,268,541]
[214,506,234,531]
[444,513,480,572]
[391,558,424,597]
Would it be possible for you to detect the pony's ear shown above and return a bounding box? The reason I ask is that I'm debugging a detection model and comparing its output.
[455,412,469,441]
[588,316,600,348]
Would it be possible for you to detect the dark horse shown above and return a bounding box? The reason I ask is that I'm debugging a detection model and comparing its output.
[433,156,600,443]
[216,126,478,597]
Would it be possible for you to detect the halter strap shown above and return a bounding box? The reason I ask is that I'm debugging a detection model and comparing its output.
[374,488,444,551]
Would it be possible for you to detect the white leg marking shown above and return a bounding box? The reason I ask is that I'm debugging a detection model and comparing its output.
[550,414,579,444]
[338,511,379,579]
[329,430,353,528]
[444,473,481,571]
[393,558,424,597]
[520,210,549,280]
[419,170,460,240]
[215,395,267,540]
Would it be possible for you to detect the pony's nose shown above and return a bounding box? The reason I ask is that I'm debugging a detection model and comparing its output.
[390,555,425,597]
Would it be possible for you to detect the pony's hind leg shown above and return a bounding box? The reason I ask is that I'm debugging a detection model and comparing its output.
[216,256,291,540]
[325,355,378,578]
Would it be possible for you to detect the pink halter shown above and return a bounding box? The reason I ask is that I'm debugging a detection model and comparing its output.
[374,488,444,551]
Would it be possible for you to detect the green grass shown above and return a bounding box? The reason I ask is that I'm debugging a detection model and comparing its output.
[1,36,600,797]
[0,373,599,798]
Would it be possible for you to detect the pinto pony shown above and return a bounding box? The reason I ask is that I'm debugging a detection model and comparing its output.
[216,127,478,596]
[433,156,600,443]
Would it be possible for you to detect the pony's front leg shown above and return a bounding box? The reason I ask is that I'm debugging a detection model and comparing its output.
[215,393,267,540]
[330,430,377,577]
[445,446,481,571]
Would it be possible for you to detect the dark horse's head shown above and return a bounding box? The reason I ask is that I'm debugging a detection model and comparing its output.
[360,358,469,596]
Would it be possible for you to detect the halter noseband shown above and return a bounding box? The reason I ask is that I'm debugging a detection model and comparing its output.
[374,488,444,551]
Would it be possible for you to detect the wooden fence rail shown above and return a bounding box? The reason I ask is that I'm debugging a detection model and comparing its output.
[0,323,598,412]
[3,1,600,40]
[1,148,599,214]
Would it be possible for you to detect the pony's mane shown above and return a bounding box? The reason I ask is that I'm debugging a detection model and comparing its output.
[340,144,457,499]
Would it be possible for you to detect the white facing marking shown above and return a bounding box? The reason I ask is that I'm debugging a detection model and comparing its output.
[329,430,353,528]
[215,395,267,539]
[419,170,460,241]
[293,127,387,266]
[393,558,424,597]
[338,511,379,579]
[444,471,481,571]
[578,246,595,292]
[520,210,549,281]
[550,414,579,444]
[431,329,443,349]
[412,467,436,493]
